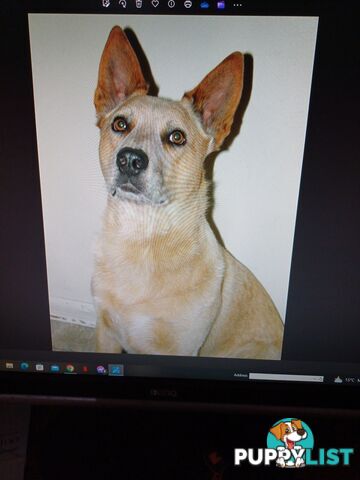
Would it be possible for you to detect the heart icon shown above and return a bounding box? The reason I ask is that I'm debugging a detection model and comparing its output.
[151,0,159,6]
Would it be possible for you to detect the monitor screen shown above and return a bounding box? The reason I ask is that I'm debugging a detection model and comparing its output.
[0,0,359,404]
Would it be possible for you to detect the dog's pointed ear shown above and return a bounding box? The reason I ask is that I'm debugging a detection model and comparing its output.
[182,52,244,149]
[94,26,148,116]
[270,423,283,440]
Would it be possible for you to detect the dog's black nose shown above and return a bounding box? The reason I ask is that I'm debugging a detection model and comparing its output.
[297,429,305,436]
[116,148,149,177]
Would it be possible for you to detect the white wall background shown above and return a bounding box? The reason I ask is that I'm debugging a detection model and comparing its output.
[28,14,318,325]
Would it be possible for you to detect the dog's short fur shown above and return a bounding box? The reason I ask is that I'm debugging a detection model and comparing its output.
[92,26,284,359]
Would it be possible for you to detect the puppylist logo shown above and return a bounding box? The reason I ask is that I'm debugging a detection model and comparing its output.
[235,418,354,468]
[267,418,313,468]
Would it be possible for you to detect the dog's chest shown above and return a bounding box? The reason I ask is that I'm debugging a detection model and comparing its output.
[93,225,223,355]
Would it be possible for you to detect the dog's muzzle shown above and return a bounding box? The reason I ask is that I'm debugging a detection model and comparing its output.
[116,148,149,178]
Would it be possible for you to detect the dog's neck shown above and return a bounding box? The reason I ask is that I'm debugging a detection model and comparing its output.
[101,186,214,269]
[106,192,206,236]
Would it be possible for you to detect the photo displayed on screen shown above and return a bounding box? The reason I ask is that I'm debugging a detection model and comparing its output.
[28,14,318,360]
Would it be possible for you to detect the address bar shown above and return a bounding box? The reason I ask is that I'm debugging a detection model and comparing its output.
[249,373,324,383]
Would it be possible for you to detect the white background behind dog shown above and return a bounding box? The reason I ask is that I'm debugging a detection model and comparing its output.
[29,14,318,329]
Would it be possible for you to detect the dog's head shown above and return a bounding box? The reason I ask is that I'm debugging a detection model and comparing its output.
[270,420,307,449]
[94,26,244,205]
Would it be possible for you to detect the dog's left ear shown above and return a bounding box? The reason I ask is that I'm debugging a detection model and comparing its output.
[94,26,148,117]
[292,419,303,430]
[183,52,244,149]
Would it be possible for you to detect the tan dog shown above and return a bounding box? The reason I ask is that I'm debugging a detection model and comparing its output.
[92,26,284,358]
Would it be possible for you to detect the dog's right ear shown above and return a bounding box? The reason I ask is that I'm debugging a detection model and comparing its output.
[94,26,148,117]
[270,423,283,440]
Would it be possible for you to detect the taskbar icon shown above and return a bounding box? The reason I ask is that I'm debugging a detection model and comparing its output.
[0,360,126,377]
[108,364,125,376]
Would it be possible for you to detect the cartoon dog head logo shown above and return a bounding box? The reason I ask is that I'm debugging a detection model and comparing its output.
[271,419,307,449]
[267,418,314,468]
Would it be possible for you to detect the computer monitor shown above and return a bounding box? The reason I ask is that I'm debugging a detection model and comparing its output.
[0,0,359,408]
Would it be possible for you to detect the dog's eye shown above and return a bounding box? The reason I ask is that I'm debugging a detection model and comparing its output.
[169,130,186,146]
[112,117,128,133]
[285,428,290,433]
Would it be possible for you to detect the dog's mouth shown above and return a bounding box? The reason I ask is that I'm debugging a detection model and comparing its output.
[111,183,167,205]
[119,182,141,195]
[286,439,295,450]
[110,180,143,198]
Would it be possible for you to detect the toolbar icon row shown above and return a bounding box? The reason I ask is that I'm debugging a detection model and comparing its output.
[101,0,229,8]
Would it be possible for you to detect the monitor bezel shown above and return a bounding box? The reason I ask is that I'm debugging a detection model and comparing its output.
[0,0,359,409]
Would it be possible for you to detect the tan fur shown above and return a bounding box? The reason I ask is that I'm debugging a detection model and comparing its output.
[92,26,284,359]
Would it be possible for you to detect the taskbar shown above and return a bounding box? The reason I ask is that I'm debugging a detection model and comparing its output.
[0,359,359,386]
